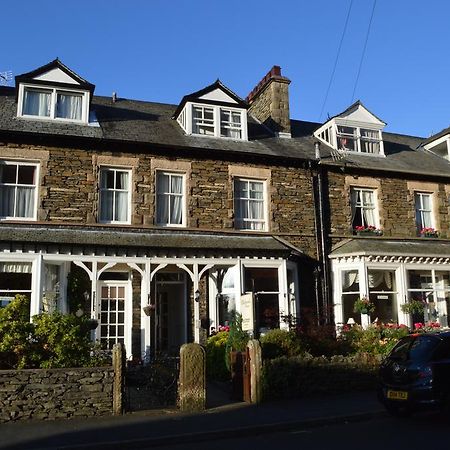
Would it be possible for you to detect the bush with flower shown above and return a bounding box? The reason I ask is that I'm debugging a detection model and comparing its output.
[413,321,441,333]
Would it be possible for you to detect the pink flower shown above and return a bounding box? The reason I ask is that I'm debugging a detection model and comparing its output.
[414,322,424,329]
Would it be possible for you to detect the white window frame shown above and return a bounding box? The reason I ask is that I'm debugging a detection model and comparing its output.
[414,191,434,231]
[336,125,382,155]
[192,105,215,136]
[234,177,268,231]
[17,83,89,124]
[98,166,132,225]
[155,171,186,228]
[350,187,379,229]
[0,160,39,221]
[179,102,248,140]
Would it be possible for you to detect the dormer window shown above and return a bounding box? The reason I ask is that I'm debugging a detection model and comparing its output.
[314,101,386,157]
[337,126,381,154]
[15,59,95,125]
[192,105,214,135]
[21,86,84,121]
[174,80,248,141]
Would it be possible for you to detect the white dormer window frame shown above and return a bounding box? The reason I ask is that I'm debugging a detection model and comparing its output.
[177,102,248,141]
[314,116,385,157]
[335,122,384,155]
[17,83,90,124]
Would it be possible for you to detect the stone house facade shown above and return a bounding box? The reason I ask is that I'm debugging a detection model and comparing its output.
[1,59,449,361]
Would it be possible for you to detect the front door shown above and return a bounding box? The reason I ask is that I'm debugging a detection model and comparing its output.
[97,280,131,355]
[154,273,187,356]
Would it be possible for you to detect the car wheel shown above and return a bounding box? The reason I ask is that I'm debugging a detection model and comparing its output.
[385,403,411,418]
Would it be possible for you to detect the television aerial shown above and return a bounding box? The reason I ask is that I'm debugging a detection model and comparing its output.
[0,70,13,86]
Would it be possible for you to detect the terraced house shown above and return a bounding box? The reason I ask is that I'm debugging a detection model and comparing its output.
[0,59,449,361]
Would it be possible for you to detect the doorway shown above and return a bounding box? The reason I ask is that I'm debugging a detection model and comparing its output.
[154,272,187,356]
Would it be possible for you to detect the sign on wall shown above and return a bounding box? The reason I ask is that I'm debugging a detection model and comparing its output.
[240,293,254,331]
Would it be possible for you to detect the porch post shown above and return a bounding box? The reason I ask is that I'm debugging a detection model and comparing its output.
[30,253,43,317]
[279,260,289,330]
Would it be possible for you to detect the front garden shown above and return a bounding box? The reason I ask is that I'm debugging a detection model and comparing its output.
[205,312,444,400]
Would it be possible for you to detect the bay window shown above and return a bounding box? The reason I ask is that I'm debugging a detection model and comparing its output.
[99,167,131,224]
[0,161,38,220]
[156,172,185,226]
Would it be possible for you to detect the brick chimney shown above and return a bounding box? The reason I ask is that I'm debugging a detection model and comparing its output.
[246,66,291,138]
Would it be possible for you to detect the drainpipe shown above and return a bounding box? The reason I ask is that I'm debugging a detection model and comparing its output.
[313,142,332,324]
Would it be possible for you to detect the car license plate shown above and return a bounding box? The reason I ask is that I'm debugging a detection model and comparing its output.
[387,390,408,400]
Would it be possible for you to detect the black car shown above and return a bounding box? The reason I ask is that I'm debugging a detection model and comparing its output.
[378,331,450,416]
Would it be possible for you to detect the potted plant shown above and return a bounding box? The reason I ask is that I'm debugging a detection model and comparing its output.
[353,297,375,315]
[354,225,382,236]
[400,299,426,315]
[143,304,156,316]
[420,227,439,238]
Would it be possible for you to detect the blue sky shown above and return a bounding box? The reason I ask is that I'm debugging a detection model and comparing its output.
[2,0,448,137]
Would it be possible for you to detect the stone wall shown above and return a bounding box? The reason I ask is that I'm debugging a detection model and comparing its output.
[0,366,114,422]
[327,170,450,239]
[0,140,318,257]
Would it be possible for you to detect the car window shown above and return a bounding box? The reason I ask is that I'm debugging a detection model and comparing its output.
[409,336,440,361]
[390,335,440,361]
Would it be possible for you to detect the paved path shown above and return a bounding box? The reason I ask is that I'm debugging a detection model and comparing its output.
[0,390,385,450]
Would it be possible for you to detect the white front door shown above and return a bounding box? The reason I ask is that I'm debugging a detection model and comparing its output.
[97,280,132,356]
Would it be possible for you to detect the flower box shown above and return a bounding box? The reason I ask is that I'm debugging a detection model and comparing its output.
[354,226,382,236]
[419,227,439,238]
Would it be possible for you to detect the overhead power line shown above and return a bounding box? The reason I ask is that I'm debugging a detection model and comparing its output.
[351,0,377,103]
[317,0,354,122]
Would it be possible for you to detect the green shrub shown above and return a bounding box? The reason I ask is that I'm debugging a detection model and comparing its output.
[0,295,36,369]
[0,295,110,369]
[260,329,306,359]
[205,331,230,381]
[32,313,100,368]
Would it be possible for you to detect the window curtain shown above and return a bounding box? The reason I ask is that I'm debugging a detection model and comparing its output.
[56,94,82,120]
[170,175,183,224]
[16,186,34,217]
[0,262,32,273]
[342,270,358,289]
[362,191,376,226]
[23,90,50,117]
[0,185,14,216]
[361,130,379,154]
[100,190,113,221]
[114,171,128,222]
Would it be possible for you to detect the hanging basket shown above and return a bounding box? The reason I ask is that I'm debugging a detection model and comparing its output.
[143,304,156,316]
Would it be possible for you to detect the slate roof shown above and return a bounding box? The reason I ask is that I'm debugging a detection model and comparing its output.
[0,224,298,258]
[330,238,450,258]
[1,85,449,178]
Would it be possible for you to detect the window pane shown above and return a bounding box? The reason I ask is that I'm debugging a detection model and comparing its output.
[16,187,34,217]
[0,186,15,216]
[100,190,114,221]
[114,191,128,221]
[170,175,183,194]
[23,89,51,117]
[0,165,17,184]
[17,166,35,185]
[115,171,128,190]
[56,93,82,120]
[157,172,169,193]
